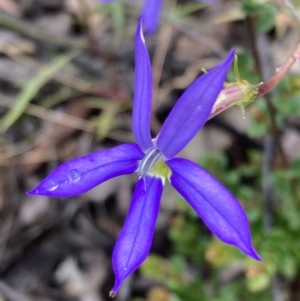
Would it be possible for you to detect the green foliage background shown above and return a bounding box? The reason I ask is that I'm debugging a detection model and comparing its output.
[133,1,300,300]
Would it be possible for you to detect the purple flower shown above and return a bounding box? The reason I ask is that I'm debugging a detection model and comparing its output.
[28,19,260,296]
[143,0,217,34]
[102,0,216,34]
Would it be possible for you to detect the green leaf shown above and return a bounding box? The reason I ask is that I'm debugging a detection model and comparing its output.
[110,2,125,45]
[256,5,277,33]
[0,52,78,133]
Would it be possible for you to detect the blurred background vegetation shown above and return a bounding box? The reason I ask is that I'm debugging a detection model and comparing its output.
[0,0,300,301]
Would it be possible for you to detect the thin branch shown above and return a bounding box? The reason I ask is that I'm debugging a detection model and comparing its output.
[152,0,176,108]
[249,16,284,301]
[258,42,300,96]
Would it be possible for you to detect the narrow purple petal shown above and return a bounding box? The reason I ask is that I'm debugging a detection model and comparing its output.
[155,50,235,159]
[111,175,163,295]
[142,0,162,34]
[27,143,144,198]
[167,158,261,260]
[133,18,153,152]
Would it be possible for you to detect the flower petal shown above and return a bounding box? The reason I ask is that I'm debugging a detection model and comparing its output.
[111,175,163,295]
[133,18,153,152]
[142,0,162,34]
[167,158,261,260]
[27,143,144,198]
[155,50,235,159]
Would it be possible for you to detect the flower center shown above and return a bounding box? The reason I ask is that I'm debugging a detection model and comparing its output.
[138,148,161,178]
[148,159,171,182]
[138,148,171,183]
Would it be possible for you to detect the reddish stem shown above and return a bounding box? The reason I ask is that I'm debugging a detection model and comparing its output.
[258,43,300,96]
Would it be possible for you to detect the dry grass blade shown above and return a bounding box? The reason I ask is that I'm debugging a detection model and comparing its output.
[0,11,87,48]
